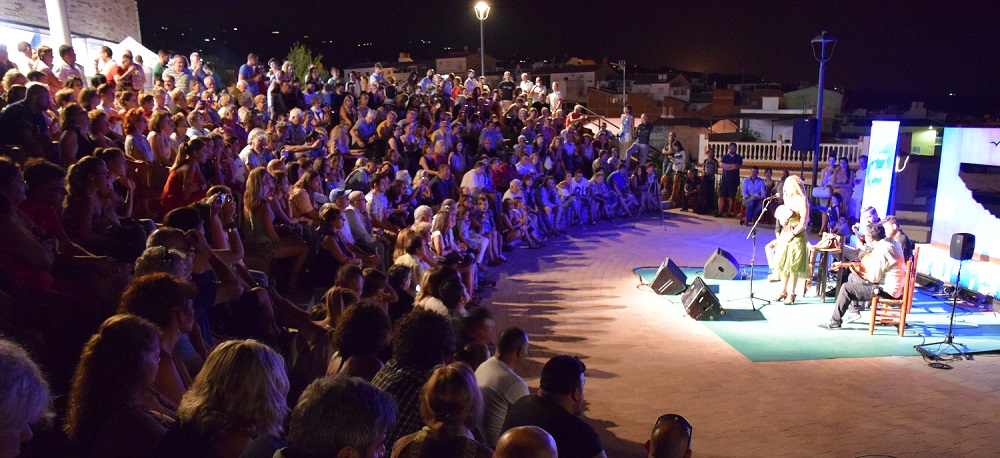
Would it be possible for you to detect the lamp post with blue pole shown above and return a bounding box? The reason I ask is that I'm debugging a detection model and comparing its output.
[474,2,491,78]
[811,31,837,189]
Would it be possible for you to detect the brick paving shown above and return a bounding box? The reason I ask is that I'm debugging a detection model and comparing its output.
[481,210,1000,458]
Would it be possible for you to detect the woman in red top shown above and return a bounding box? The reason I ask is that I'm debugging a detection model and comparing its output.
[160,137,209,213]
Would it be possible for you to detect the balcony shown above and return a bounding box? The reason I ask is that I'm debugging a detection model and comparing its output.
[699,138,864,183]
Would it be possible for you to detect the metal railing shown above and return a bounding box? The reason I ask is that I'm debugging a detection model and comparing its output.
[574,103,621,130]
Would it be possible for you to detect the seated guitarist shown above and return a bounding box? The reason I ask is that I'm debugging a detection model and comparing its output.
[818,223,905,329]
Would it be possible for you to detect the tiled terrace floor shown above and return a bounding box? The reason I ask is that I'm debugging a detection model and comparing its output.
[483,209,1000,457]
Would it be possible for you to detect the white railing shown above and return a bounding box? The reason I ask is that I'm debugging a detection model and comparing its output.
[700,139,864,171]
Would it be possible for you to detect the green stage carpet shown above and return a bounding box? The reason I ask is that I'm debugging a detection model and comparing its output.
[634,267,1000,362]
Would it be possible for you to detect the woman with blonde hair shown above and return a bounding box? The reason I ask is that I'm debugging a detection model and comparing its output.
[242,168,308,291]
[391,362,493,458]
[157,339,289,458]
[0,339,53,457]
[772,175,810,304]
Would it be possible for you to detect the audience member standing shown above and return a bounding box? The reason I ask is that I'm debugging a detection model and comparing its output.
[162,55,194,93]
[717,142,743,217]
[696,148,718,215]
[501,355,606,458]
[53,45,87,87]
[618,106,634,162]
[630,114,653,169]
[547,81,564,113]
[850,154,868,220]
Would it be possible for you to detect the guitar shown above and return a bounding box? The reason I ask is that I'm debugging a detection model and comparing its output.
[832,252,868,278]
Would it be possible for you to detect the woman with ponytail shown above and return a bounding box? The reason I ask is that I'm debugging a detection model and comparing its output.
[160,137,209,213]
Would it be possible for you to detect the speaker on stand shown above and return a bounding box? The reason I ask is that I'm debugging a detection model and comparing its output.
[916,233,974,363]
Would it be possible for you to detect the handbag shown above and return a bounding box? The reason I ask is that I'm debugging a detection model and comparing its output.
[811,186,831,199]
[814,232,841,250]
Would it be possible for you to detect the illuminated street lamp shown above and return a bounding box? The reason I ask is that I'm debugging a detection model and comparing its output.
[474,2,490,77]
[810,30,837,188]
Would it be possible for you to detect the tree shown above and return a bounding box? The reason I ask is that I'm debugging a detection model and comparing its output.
[285,42,329,82]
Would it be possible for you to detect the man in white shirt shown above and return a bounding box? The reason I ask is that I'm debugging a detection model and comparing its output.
[461,160,489,195]
[519,73,534,98]
[52,45,86,87]
[464,69,479,95]
[570,170,597,224]
[530,77,547,106]
[32,46,62,95]
[11,42,34,72]
[419,69,435,92]
[547,81,564,113]
[819,223,906,329]
[476,327,530,447]
[94,46,116,78]
[239,128,267,172]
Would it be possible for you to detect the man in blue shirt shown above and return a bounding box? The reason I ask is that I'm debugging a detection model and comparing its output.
[741,166,767,225]
[238,54,261,96]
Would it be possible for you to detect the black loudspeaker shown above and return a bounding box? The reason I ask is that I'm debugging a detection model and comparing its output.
[950,233,975,260]
[704,248,739,280]
[792,118,816,151]
[650,258,688,295]
[681,277,725,320]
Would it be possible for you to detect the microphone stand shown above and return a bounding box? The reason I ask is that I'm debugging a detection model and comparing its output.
[728,193,778,310]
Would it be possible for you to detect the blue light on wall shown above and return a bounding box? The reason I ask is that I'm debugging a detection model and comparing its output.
[861,120,900,219]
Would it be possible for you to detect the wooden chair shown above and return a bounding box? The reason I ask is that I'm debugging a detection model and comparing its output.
[869,246,920,337]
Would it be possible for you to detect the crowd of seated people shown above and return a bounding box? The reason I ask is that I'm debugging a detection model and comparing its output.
[0,45,699,457]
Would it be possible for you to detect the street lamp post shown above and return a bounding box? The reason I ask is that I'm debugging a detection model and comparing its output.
[810,30,837,188]
[474,2,490,77]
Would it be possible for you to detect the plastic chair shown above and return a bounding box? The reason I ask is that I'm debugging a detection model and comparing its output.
[869,246,920,337]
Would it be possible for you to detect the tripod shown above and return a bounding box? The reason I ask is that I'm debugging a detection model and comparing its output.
[727,196,776,310]
[916,260,965,359]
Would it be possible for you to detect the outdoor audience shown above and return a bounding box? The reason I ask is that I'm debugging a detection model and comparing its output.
[3,46,893,458]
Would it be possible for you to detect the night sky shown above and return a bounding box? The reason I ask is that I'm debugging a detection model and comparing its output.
[137,0,998,111]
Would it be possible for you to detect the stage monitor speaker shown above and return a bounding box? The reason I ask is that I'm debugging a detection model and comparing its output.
[650,257,688,295]
[791,118,816,151]
[704,248,739,280]
[950,233,975,260]
[681,277,725,320]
